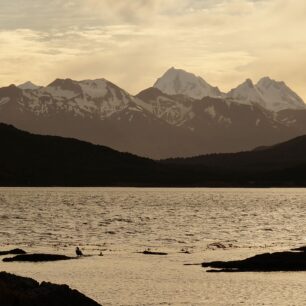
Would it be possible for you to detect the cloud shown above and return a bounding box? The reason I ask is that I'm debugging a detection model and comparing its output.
[0,0,305,100]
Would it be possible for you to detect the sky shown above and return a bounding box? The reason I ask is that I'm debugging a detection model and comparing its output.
[0,0,305,99]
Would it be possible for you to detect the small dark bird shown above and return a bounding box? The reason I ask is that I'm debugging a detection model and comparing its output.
[75,247,83,256]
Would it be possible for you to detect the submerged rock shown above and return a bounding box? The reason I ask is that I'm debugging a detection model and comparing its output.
[3,253,75,262]
[207,243,227,250]
[142,250,168,256]
[0,248,27,256]
[180,248,191,254]
[0,271,101,306]
[202,247,306,272]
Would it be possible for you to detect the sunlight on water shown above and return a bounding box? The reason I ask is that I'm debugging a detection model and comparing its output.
[0,188,306,305]
[0,188,305,250]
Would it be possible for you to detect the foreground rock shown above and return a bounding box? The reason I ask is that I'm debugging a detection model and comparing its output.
[3,254,75,262]
[0,271,101,306]
[0,248,27,256]
[291,246,306,252]
[202,247,306,272]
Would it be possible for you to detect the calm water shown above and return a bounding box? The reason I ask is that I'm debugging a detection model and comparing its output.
[1,188,306,305]
[0,188,305,251]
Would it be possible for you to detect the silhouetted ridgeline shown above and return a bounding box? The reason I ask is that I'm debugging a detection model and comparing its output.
[0,123,158,186]
[0,123,306,187]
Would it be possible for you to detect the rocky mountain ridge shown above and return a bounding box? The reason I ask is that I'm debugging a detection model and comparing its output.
[0,68,305,158]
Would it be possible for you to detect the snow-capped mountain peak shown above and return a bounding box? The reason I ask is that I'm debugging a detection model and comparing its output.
[227,76,306,111]
[79,78,129,100]
[226,78,266,106]
[3,77,138,120]
[2,72,306,159]
[153,67,223,99]
[18,81,40,90]
[256,77,306,111]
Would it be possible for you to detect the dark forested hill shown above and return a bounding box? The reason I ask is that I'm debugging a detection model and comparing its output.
[0,123,306,187]
[0,123,160,186]
[164,135,306,169]
[162,135,306,186]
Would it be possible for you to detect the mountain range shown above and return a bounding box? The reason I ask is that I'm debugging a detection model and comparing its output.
[1,123,305,187]
[0,67,305,158]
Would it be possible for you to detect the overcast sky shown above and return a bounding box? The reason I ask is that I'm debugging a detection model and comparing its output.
[0,0,305,99]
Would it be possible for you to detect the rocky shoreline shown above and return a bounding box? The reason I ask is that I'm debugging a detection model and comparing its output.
[0,271,101,306]
[202,246,306,272]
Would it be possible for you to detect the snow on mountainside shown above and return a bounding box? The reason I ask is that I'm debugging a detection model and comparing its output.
[135,88,304,154]
[1,70,306,158]
[153,67,223,99]
[11,78,138,119]
[226,79,266,105]
[154,67,306,112]
[0,79,200,159]
[227,77,306,112]
[256,77,306,112]
[136,87,195,125]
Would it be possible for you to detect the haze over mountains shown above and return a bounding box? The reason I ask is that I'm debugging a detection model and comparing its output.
[0,67,306,159]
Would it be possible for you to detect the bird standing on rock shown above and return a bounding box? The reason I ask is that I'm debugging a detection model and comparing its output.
[75,247,83,256]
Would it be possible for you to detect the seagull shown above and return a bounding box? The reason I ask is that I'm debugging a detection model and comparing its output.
[75,247,83,256]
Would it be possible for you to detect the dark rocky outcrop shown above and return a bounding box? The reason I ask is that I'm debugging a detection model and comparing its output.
[0,248,26,256]
[202,247,306,272]
[3,254,75,262]
[291,246,306,252]
[0,272,101,306]
[142,250,168,256]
